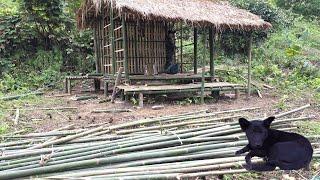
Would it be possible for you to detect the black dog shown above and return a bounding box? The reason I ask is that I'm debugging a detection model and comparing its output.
[236,116,313,171]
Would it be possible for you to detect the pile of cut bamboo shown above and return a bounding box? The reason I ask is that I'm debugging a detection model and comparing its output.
[0,104,318,179]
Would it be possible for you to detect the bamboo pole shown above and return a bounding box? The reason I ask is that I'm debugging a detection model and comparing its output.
[115,115,238,135]
[28,126,106,149]
[180,23,183,72]
[0,92,44,101]
[193,28,198,74]
[111,67,124,103]
[200,30,206,104]
[109,1,116,74]
[209,28,214,79]
[275,104,311,118]
[122,14,129,80]
[92,109,132,113]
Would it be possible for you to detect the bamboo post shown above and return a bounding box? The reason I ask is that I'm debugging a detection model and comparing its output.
[67,79,71,94]
[247,33,253,98]
[200,30,206,104]
[193,28,198,74]
[122,14,129,81]
[139,93,144,108]
[180,23,183,73]
[109,1,116,75]
[235,89,240,99]
[111,67,124,103]
[64,78,68,93]
[209,28,215,80]
[104,81,109,97]
[93,25,99,74]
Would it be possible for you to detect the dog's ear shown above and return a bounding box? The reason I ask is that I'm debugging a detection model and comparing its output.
[239,118,250,131]
[263,116,275,128]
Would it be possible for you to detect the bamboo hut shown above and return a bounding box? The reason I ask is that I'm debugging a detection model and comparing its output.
[76,0,272,105]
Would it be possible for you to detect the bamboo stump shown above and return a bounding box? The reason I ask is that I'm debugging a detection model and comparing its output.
[64,78,68,93]
[235,89,240,99]
[94,79,101,92]
[104,81,109,98]
[67,78,71,95]
[139,93,144,108]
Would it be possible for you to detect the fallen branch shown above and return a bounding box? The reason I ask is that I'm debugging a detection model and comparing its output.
[0,92,44,101]
[71,96,98,101]
[263,84,274,89]
[7,107,78,111]
[92,109,132,113]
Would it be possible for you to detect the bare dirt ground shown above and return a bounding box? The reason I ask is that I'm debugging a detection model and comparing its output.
[26,84,319,134]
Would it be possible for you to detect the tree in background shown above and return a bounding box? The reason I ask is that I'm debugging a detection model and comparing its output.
[276,0,320,19]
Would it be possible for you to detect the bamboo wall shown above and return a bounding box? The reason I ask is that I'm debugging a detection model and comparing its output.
[126,21,167,75]
[94,16,167,75]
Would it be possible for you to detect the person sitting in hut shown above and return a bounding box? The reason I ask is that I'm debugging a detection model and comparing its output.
[165,30,179,74]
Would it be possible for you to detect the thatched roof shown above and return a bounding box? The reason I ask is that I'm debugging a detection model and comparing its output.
[77,0,272,31]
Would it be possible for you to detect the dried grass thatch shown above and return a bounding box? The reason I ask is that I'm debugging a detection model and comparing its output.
[77,0,272,31]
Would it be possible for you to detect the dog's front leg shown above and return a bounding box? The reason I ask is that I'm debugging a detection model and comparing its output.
[235,145,250,155]
[244,151,255,170]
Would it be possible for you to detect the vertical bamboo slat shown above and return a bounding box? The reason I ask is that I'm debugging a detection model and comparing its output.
[180,23,183,73]
[201,30,206,104]
[122,15,129,80]
[109,2,116,74]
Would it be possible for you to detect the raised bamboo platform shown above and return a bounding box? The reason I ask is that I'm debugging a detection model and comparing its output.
[117,82,245,107]
[64,74,103,94]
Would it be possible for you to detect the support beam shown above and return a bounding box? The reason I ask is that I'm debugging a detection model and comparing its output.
[109,1,116,75]
[193,28,198,74]
[93,27,99,74]
[247,33,253,98]
[139,93,144,108]
[180,23,183,73]
[209,28,215,81]
[122,14,129,81]
[104,81,109,98]
[200,30,207,105]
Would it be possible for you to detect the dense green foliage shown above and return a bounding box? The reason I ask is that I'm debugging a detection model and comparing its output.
[275,0,320,19]
[0,0,319,102]
[0,0,94,93]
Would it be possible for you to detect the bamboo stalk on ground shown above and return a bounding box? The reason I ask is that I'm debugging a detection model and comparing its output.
[0,92,44,101]
[6,107,78,111]
[0,105,315,179]
[115,115,239,135]
[275,104,311,118]
[92,109,133,113]
[109,107,261,130]
[28,126,107,149]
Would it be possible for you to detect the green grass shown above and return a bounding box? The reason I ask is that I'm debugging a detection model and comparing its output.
[223,172,261,180]
[0,93,62,135]
[297,121,320,136]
